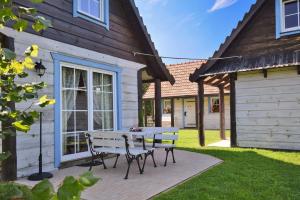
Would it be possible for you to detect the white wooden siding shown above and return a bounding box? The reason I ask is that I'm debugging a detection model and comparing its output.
[0,27,145,177]
[236,67,300,150]
[173,97,230,130]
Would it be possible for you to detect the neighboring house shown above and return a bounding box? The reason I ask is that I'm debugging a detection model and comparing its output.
[143,61,231,130]
[1,0,174,178]
[190,0,300,150]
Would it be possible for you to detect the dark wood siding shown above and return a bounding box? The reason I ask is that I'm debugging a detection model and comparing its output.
[13,0,148,64]
[210,0,300,72]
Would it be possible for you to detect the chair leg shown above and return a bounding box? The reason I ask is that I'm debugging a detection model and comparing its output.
[113,154,120,168]
[124,158,132,179]
[136,156,143,174]
[150,151,157,168]
[164,149,170,167]
[89,155,95,171]
[171,148,176,163]
[142,154,148,173]
[100,153,107,169]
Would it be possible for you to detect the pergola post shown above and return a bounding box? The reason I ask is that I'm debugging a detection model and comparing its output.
[137,69,143,127]
[219,85,226,140]
[154,79,162,127]
[229,73,237,147]
[197,78,205,147]
[171,98,175,127]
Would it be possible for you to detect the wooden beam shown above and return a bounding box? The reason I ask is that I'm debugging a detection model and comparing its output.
[211,75,229,87]
[2,36,17,181]
[195,96,199,129]
[262,69,268,78]
[197,78,205,147]
[143,100,148,127]
[154,79,162,127]
[298,65,300,75]
[219,85,226,140]
[204,75,221,84]
[229,73,237,147]
[138,69,143,127]
[171,98,175,127]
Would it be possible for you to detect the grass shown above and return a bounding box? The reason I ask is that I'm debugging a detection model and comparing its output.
[155,130,300,200]
[176,129,230,148]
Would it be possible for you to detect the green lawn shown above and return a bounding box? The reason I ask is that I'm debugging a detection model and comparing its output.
[155,130,300,200]
[176,129,230,147]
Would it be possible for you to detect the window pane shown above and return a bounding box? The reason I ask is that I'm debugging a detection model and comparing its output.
[62,67,74,88]
[103,92,113,110]
[93,91,103,110]
[285,14,298,29]
[76,133,88,153]
[90,0,100,18]
[76,111,88,131]
[94,111,103,130]
[285,1,298,15]
[79,0,89,13]
[104,111,113,130]
[103,74,113,92]
[62,111,75,132]
[63,133,75,155]
[62,90,74,110]
[76,90,88,110]
[75,69,87,90]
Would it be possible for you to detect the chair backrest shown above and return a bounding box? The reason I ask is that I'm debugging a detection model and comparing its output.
[154,133,179,141]
[87,131,134,149]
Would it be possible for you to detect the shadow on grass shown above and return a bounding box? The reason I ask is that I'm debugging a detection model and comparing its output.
[155,147,300,200]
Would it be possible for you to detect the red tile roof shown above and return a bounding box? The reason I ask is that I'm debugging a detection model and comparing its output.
[143,61,228,99]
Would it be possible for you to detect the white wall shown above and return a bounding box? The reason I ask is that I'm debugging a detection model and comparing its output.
[0,27,145,177]
[236,67,300,150]
[173,97,230,130]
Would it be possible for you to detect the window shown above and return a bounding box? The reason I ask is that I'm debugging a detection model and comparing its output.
[73,0,109,28]
[61,64,116,160]
[282,0,300,32]
[163,99,172,114]
[209,97,220,113]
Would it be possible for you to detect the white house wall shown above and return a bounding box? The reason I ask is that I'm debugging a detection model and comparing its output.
[173,97,230,130]
[236,67,300,150]
[1,27,145,177]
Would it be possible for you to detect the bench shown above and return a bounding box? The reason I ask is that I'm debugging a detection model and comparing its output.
[85,131,152,179]
[135,127,179,166]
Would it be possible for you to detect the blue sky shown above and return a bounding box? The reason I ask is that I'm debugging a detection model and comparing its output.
[134,0,256,64]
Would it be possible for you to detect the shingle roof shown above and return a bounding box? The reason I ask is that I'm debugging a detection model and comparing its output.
[143,61,228,99]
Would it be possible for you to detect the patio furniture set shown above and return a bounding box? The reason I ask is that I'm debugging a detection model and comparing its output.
[85,127,179,179]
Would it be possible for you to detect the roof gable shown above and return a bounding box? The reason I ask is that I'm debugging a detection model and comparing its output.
[190,0,267,81]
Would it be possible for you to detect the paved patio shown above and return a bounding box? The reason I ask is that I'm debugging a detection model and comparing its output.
[18,149,222,200]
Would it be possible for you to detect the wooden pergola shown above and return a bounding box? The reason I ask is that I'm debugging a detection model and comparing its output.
[196,73,237,147]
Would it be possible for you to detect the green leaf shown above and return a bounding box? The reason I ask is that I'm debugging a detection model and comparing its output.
[32,179,55,200]
[37,95,56,107]
[12,19,28,32]
[25,44,39,57]
[57,176,85,200]
[18,6,37,15]
[12,121,30,132]
[2,48,16,60]
[32,16,52,32]
[0,0,11,5]
[78,172,100,187]
[0,7,16,22]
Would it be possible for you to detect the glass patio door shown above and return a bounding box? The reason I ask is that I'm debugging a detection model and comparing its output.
[61,64,116,161]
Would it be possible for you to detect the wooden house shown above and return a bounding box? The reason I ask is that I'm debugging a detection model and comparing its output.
[143,61,231,131]
[190,0,300,150]
[0,0,174,179]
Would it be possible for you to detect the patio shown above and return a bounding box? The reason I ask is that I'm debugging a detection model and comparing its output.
[18,149,222,200]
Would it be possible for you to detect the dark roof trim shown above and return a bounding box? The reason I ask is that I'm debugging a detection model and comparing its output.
[128,0,175,85]
[190,0,267,82]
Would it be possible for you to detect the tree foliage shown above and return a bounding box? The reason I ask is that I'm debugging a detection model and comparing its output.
[0,172,100,200]
[0,0,54,161]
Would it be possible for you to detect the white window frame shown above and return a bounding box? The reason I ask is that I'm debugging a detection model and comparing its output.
[281,0,300,32]
[60,62,117,162]
[77,0,105,22]
[163,99,172,115]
